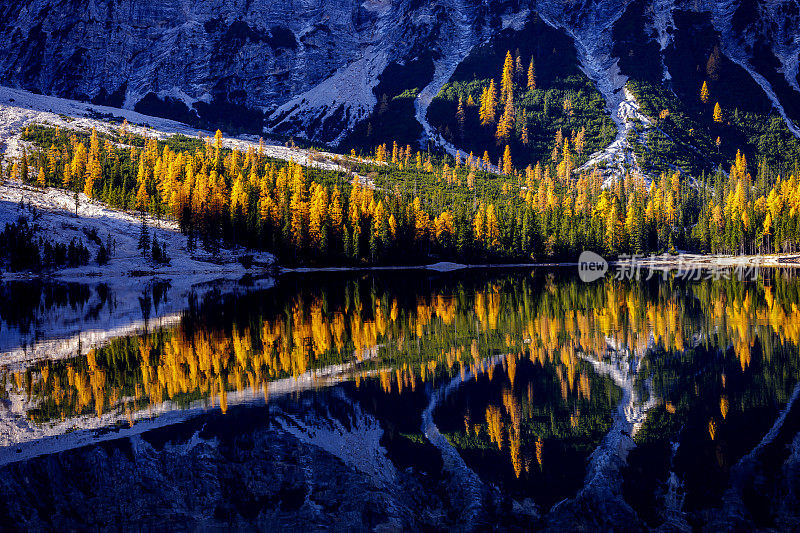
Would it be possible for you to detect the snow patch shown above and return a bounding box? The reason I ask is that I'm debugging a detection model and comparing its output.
[0,85,358,175]
[0,179,275,367]
[425,261,467,272]
[0,354,383,465]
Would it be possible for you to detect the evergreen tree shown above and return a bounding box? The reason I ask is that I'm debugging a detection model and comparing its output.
[21,150,29,182]
[456,97,466,140]
[138,214,150,259]
[96,244,109,265]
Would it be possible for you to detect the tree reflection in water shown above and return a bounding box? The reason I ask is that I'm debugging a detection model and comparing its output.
[2,268,800,523]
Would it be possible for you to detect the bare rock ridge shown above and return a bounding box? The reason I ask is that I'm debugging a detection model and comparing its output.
[0,0,797,146]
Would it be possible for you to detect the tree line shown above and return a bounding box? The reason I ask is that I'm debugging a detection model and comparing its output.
[8,122,800,266]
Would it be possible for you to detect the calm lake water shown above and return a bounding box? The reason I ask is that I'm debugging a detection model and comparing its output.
[1,269,799,530]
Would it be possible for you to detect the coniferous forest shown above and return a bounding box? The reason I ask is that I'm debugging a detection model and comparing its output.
[7,104,800,268]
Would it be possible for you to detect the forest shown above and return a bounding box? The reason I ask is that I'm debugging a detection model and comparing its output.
[1,43,800,268]
[5,118,800,269]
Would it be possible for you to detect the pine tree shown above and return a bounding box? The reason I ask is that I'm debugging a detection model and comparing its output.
[37,167,46,188]
[456,97,466,140]
[21,150,29,182]
[138,214,150,259]
[343,226,352,258]
[151,233,161,263]
[96,243,109,265]
[352,225,361,259]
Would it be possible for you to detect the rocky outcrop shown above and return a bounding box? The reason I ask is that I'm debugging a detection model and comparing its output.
[0,397,442,530]
[0,0,797,145]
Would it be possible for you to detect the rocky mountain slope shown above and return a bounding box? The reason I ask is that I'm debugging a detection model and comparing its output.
[0,0,797,152]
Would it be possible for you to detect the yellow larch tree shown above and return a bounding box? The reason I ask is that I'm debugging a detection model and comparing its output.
[290,182,309,248]
[700,81,710,104]
[485,204,500,247]
[479,80,497,126]
[495,90,515,143]
[136,176,150,212]
[502,145,513,175]
[434,210,454,245]
[500,51,514,102]
[230,173,248,215]
[308,183,329,247]
[329,186,344,237]
[527,58,536,90]
[713,102,723,123]
[473,203,485,242]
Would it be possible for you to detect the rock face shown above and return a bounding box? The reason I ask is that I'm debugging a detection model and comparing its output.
[0,398,439,530]
[0,0,797,144]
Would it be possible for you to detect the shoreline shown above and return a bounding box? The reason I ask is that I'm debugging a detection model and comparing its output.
[278,254,800,274]
[6,252,800,284]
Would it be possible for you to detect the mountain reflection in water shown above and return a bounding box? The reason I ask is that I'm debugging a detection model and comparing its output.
[1,269,800,530]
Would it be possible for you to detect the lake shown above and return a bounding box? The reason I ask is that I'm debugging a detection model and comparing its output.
[1,268,799,530]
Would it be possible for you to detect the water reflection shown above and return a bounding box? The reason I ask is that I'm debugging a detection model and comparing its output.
[435,355,620,509]
[2,269,800,527]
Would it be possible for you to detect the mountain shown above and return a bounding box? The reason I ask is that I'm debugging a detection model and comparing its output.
[0,0,799,179]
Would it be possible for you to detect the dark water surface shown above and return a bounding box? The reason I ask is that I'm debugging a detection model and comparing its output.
[1,268,800,530]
